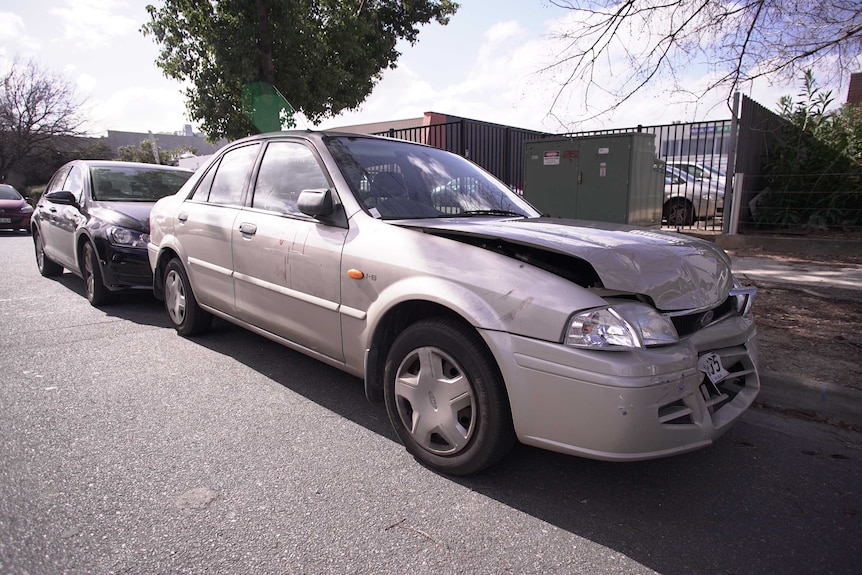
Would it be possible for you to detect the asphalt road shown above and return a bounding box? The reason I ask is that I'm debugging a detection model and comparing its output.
[1,232,860,575]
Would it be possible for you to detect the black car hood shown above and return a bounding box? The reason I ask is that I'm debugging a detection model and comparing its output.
[88,201,155,232]
[401,217,733,311]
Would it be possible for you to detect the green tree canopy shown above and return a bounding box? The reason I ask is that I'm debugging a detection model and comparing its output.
[117,139,198,165]
[757,71,862,229]
[142,0,458,141]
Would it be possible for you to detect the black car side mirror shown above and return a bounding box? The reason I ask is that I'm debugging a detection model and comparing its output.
[45,190,79,206]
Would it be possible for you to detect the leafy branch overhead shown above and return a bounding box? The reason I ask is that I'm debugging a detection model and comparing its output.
[544,0,862,120]
[142,0,459,141]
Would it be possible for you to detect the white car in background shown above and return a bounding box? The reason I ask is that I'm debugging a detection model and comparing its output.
[664,165,724,226]
[668,162,727,191]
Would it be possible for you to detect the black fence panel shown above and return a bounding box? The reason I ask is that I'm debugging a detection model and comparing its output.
[377,119,733,231]
[374,121,548,192]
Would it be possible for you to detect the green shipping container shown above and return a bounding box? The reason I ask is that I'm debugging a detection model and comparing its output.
[523,133,664,227]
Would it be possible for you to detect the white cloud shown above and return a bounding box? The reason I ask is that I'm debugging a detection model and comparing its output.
[51,0,139,48]
[87,85,191,135]
[0,10,41,69]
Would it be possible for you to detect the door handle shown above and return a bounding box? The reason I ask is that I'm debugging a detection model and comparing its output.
[238,223,257,235]
[177,212,188,222]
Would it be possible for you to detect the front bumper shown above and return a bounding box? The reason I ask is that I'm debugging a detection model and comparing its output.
[483,315,759,461]
[0,214,31,230]
[99,244,153,290]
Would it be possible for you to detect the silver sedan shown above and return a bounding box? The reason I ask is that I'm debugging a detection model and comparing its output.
[148,131,759,475]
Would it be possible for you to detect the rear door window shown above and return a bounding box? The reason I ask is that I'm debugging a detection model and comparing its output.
[193,143,260,206]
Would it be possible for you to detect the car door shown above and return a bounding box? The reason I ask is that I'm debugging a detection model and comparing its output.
[45,164,87,270]
[37,165,72,261]
[231,139,348,361]
[174,142,261,315]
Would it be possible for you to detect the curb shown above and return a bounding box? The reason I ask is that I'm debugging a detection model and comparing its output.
[716,234,862,257]
[756,370,862,430]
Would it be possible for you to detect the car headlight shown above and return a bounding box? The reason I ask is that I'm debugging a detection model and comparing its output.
[21,204,34,214]
[108,226,149,248]
[565,302,679,350]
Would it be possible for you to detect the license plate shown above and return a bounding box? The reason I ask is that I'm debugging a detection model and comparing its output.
[698,352,729,384]
[0,218,10,223]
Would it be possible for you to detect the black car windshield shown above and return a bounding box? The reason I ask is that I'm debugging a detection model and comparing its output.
[325,136,539,220]
[90,166,193,202]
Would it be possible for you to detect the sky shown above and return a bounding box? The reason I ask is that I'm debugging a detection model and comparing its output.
[0,0,854,138]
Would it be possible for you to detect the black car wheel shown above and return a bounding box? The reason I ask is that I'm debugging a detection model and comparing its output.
[665,198,695,227]
[33,229,63,277]
[82,241,112,306]
[164,258,212,336]
[384,317,515,475]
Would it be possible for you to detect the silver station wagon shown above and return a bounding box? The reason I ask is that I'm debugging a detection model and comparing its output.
[148,131,759,475]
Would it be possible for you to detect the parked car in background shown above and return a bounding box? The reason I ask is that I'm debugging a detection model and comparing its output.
[32,161,193,306]
[663,165,724,226]
[148,131,759,475]
[668,161,727,191]
[0,183,34,233]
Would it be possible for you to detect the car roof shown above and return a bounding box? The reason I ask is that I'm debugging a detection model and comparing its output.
[69,160,194,172]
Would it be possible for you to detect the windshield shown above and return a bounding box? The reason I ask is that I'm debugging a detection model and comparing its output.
[91,166,193,202]
[0,185,22,200]
[325,136,539,220]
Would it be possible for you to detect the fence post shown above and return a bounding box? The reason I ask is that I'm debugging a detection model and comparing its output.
[723,92,741,234]
[729,173,743,235]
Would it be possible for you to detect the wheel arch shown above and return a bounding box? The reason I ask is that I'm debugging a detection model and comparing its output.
[152,246,180,300]
[363,299,509,409]
[75,232,99,276]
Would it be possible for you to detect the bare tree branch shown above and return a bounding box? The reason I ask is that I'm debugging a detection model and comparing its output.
[542,0,862,124]
[0,58,87,181]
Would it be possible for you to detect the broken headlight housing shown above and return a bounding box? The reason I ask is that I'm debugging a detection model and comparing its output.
[565,302,679,350]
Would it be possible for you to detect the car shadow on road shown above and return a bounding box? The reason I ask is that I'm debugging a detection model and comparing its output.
[160,318,860,575]
[52,273,173,328]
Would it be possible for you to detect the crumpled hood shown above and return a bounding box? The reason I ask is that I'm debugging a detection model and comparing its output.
[88,201,154,232]
[402,218,733,311]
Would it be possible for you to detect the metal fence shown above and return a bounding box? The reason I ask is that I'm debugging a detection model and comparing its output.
[376,118,733,232]
[373,101,862,236]
[373,121,548,192]
[558,121,734,232]
[741,179,862,234]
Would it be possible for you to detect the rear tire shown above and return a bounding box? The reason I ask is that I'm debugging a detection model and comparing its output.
[164,258,212,336]
[384,317,515,475]
[664,198,695,226]
[33,229,63,277]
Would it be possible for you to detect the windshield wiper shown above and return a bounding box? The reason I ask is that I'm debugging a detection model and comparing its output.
[457,209,524,217]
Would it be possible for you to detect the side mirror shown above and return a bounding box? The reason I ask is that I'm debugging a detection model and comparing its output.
[45,190,78,206]
[298,188,334,217]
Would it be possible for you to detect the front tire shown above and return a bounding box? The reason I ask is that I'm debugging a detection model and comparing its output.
[82,241,112,306]
[164,258,212,336]
[33,229,63,277]
[384,318,515,475]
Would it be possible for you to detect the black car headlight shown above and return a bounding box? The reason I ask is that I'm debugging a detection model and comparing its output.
[565,302,679,350]
[108,226,149,248]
